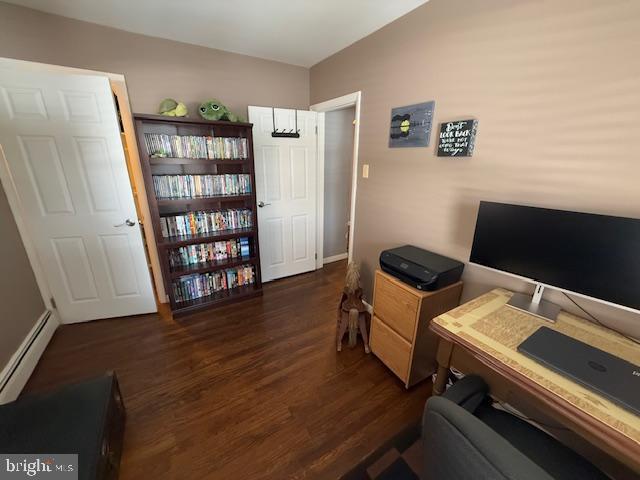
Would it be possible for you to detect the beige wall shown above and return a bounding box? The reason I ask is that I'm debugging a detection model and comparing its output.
[311,0,640,338]
[0,181,45,369]
[324,107,355,258]
[0,2,309,117]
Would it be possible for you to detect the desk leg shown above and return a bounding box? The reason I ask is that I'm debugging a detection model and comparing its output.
[433,339,454,396]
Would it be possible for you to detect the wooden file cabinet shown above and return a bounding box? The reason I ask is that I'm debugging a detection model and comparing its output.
[370,269,463,388]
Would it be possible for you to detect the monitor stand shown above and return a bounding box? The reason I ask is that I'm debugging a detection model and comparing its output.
[506,284,560,322]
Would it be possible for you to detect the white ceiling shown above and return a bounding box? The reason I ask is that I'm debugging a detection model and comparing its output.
[5,0,429,67]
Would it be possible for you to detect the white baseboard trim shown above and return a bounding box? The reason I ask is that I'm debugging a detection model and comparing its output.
[363,300,373,315]
[323,253,348,264]
[0,309,59,404]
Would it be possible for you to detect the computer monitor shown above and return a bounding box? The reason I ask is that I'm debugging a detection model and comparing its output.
[469,201,640,321]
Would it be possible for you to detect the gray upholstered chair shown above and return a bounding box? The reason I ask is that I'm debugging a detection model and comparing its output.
[422,375,608,480]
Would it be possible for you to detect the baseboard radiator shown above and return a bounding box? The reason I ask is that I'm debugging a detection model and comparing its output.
[0,310,52,400]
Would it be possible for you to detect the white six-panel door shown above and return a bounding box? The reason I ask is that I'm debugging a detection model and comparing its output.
[0,67,156,323]
[249,107,318,282]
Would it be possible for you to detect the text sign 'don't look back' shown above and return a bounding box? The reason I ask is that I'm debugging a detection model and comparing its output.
[437,119,478,157]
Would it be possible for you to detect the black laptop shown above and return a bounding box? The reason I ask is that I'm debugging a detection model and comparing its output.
[518,327,640,416]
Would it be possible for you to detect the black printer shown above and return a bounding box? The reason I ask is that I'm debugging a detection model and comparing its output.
[379,245,464,291]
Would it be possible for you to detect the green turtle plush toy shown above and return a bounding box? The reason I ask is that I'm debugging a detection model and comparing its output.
[158,98,188,117]
[198,99,243,122]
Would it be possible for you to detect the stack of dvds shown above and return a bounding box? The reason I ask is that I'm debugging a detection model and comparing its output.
[144,133,249,159]
[160,209,252,238]
[169,237,251,268]
[153,174,251,199]
[172,265,255,303]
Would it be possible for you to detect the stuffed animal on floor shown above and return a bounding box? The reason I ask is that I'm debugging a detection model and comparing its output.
[198,99,243,122]
[158,98,188,117]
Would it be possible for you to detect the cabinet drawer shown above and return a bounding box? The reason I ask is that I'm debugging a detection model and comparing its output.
[370,315,411,381]
[374,272,419,341]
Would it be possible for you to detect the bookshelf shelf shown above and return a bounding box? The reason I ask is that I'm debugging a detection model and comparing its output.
[172,284,262,317]
[134,114,262,317]
[170,256,257,278]
[149,157,250,166]
[134,113,253,128]
[159,227,256,248]
[156,195,252,208]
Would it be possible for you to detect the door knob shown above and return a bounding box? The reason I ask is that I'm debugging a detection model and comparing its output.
[114,219,136,227]
[258,201,271,208]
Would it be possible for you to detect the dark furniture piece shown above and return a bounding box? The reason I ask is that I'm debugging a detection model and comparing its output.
[0,372,126,480]
[423,375,608,480]
[134,113,262,318]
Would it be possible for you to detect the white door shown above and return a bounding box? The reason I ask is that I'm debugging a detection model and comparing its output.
[249,107,318,282]
[0,66,156,323]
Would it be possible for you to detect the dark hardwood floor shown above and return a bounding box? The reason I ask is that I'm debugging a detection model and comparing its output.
[24,261,431,479]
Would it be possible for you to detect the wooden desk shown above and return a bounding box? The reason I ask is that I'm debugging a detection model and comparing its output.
[431,288,640,476]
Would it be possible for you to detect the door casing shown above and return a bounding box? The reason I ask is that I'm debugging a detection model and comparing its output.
[311,91,362,267]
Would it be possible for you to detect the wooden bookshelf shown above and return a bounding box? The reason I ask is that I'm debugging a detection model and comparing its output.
[134,113,262,318]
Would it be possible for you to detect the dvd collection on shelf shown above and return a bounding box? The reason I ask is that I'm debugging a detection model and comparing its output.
[169,237,251,269]
[137,114,261,315]
[173,265,256,303]
[160,209,252,238]
[152,174,252,199]
[144,133,249,159]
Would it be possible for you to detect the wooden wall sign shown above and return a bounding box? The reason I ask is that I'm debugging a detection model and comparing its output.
[437,119,478,157]
[389,101,435,148]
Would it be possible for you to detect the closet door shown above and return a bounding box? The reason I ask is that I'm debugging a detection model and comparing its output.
[249,106,318,282]
[0,65,156,323]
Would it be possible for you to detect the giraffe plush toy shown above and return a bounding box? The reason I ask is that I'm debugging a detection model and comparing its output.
[336,262,370,353]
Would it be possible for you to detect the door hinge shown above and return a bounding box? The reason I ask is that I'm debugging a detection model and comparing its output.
[315,253,317,259]
[50,297,57,310]
[315,125,318,134]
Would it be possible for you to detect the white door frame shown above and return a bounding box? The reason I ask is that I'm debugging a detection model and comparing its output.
[0,57,166,311]
[310,91,361,267]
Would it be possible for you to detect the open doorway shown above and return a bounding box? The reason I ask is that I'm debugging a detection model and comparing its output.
[311,91,362,267]
[323,107,355,264]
